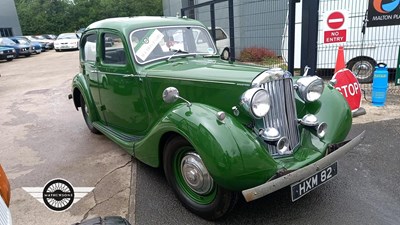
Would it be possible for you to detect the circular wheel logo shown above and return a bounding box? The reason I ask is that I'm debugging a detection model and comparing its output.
[42,179,75,212]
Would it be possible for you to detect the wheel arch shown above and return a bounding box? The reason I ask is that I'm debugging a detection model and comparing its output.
[158,131,182,169]
[72,87,82,110]
[347,55,376,66]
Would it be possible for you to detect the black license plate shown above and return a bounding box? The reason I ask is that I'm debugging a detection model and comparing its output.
[291,162,337,201]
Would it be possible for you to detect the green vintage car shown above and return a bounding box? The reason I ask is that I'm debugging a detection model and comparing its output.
[70,17,364,220]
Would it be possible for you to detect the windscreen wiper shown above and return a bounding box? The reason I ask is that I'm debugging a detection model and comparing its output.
[167,49,190,61]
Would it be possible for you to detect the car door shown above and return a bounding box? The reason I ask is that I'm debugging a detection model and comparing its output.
[81,31,107,124]
[96,30,149,134]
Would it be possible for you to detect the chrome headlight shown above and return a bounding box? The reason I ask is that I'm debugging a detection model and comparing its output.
[241,88,270,119]
[296,76,324,102]
[0,51,3,54]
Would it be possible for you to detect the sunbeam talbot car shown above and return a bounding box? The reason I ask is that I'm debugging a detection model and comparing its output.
[70,17,364,220]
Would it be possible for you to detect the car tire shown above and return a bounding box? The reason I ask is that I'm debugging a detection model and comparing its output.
[347,57,376,83]
[6,58,13,62]
[72,216,131,225]
[221,48,230,60]
[163,136,238,221]
[80,95,101,134]
[25,54,31,57]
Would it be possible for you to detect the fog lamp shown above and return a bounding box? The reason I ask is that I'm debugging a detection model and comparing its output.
[300,114,319,126]
[260,127,280,142]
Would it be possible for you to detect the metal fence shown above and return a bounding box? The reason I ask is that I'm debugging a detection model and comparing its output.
[178,0,400,101]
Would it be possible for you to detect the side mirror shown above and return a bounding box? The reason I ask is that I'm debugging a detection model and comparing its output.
[162,87,179,103]
[162,87,192,107]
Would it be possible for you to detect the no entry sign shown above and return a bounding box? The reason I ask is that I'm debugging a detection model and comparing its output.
[332,69,362,111]
[323,10,349,44]
[327,11,345,29]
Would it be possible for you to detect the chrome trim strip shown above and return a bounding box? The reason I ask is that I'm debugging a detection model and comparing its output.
[242,131,365,202]
[146,75,238,85]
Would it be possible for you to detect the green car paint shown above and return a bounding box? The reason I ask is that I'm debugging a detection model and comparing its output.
[72,17,352,193]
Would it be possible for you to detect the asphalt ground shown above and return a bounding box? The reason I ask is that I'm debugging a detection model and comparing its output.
[135,119,400,225]
[1,51,399,225]
[1,51,133,225]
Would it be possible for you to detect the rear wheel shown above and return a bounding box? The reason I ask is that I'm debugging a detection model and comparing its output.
[80,95,101,134]
[163,136,238,220]
[6,58,13,61]
[347,57,376,83]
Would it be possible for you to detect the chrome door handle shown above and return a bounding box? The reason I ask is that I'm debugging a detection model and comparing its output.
[123,74,135,78]
[90,70,98,73]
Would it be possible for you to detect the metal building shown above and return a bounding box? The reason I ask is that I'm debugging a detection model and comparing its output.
[0,0,22,37]
[162,0,288,58]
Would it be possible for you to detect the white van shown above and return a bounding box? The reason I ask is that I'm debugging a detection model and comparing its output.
[281,0,400,83]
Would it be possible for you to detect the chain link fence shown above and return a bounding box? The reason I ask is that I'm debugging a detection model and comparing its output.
[174,0,400,103]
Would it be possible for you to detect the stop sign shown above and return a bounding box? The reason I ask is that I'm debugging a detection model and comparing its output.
[332,69,362,111]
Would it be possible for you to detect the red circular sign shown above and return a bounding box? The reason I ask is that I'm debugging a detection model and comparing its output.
[327,11,345,29]
[333,69,361,111]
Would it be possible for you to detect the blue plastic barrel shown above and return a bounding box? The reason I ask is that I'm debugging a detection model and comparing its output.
[372,63,389,107]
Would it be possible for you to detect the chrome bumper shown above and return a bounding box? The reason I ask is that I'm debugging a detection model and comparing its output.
[242,131,365,202]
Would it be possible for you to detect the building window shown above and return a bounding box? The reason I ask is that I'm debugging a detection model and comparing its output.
[0,28,13,37]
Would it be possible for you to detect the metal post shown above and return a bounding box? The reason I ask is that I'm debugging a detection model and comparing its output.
[300,0,319,75]
[288,0,298,75]
[210,3,216,44]
[228,0,235,62]
[181,8,185,17]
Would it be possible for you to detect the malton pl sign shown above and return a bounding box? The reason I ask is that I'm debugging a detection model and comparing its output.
[368,0,400,27]
[323,10,349,44]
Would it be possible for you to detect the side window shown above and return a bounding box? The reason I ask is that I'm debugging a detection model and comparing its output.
[215,29,227,41]
[83,34,97,62]
[102,33,126,65]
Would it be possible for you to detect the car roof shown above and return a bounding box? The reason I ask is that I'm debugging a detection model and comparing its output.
[85,16,205,35]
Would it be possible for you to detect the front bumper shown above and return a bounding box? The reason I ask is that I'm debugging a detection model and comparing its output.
[242,130,365,202]
[0,53,15,60]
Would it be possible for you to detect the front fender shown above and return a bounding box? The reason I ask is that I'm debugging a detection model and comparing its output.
[134,103,278,191]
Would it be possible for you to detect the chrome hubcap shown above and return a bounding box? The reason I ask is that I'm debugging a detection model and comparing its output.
[353,62,372,79]
[181,152,213,195]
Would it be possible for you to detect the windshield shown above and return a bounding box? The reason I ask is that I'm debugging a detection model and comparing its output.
[15,39,29,45]
[57,33,79,40]
[130,26,217,64]
[0,38,16,46]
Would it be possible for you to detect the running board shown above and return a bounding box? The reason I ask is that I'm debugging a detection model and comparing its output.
[92,122,143,154]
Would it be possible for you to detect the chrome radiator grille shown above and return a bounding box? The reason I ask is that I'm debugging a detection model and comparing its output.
[262,78,300,156]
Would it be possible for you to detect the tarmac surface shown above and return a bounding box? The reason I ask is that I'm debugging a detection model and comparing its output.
[1,51,399,225]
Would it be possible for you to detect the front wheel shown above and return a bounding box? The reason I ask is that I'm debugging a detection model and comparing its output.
[163,136,238,220]
[80,95,101,134]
